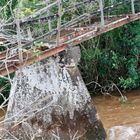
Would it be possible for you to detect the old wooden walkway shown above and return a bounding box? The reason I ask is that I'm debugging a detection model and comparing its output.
[0,0,140,76]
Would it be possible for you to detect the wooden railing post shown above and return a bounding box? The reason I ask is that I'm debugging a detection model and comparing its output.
[131,0,135,14]
[99,0,105,26]
[46,2,52,32]
[56,0,62,45]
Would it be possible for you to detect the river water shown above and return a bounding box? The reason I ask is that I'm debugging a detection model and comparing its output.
[0,90,140,139]
[93,89,140,139]
[0,109,5,118]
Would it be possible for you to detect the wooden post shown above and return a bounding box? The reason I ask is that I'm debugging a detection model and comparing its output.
[16,0,23,63]
[56,0,62,45]
[131,0,135,14]
[99,0,105,26]
[46,1,52,32]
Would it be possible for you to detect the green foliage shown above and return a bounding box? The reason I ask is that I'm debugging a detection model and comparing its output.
[0,0,17,104]
[79,20,140,93]
[0,0,17,18]
[0,78,10,104]
[18,0,45,17]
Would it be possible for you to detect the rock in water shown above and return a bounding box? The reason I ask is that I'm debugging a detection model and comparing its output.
[108,125,140,140]
[3,47,106,140]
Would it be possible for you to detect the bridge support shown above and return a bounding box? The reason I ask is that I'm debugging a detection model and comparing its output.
[3,47,106,140]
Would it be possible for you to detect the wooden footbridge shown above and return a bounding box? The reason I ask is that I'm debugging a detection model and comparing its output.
[0,0,140,76]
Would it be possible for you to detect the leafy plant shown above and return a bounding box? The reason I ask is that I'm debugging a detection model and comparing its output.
[119,96,128,104]
[79,20,140,93]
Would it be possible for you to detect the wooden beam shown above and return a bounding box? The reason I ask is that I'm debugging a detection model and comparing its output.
[66,13,140,46]
[131,0,135,14]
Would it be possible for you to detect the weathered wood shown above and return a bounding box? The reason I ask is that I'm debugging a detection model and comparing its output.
[1,12,140,76]
[131,0,135,14]
[3,47,106,140]
[99,0,105,26]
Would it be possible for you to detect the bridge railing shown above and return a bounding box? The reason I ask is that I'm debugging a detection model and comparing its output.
[0,0,140,48]
[0,0,140,77]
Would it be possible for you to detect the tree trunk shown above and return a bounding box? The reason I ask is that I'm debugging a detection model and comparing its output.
[3,47,106,140]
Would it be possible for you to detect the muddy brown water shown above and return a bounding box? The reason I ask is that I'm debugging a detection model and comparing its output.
[93,90,140,129]
[0,90,140,139]
[0,109,5,118]
[93,90,140,139]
